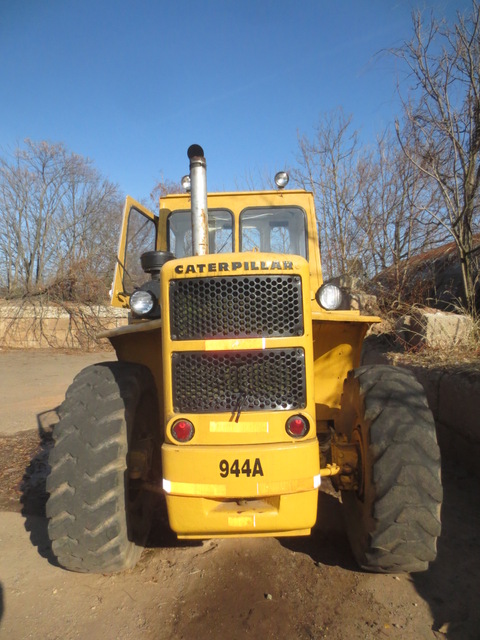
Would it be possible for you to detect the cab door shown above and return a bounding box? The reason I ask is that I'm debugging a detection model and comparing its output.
[111,196,158,308]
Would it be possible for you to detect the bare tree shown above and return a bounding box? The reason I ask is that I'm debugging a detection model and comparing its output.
[294,108,367,279]
[293,110,444,305]
[359,133,443,302]
[0,140,123,300]
[234,167,277,191]
[393,2,480,314]
[149,177,184,209]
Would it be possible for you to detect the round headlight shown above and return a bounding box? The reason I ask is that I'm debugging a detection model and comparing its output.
[316,283,343,310]
[130,290,155,316]
[181,175,191,192]
[274,171,289,189]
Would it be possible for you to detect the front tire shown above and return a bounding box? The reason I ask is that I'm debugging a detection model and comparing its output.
[337,365,442,573]
[46,362,160,573]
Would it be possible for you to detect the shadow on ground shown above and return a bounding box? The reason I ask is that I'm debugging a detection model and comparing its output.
[20,409,58,566]
[281,463,480,640]
[281,486,358,571]
[413,461,480,640]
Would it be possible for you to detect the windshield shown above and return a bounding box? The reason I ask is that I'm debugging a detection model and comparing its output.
[168,209,233,257]
[240,207,307,258]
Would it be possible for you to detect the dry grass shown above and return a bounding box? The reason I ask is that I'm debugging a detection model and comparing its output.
[391,346,480,373]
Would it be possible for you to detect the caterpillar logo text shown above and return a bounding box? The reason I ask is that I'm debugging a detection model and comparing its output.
[174,260,295,274]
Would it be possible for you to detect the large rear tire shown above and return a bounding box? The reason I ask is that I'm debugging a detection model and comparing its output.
[46,362,160,573]
[337,365,442,573]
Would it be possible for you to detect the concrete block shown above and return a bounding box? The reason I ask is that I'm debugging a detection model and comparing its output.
[396,308,474,349]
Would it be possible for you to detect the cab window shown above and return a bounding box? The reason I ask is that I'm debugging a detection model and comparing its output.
[240,207,307,258]
[167,209,233,257]
[123,207,157,293]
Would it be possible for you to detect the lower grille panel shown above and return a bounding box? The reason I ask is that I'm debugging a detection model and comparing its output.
[172,348,306,413]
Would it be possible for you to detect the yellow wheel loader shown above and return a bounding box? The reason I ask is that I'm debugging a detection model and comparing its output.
[46,145,442,574]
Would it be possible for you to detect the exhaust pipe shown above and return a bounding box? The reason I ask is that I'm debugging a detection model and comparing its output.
[188,144,209,256]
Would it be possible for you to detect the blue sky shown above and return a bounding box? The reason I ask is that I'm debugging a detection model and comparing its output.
[0,0,471,203]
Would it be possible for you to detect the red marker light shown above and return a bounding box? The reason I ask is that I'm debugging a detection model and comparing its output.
[286,415,309,438]
[171,419,195,442]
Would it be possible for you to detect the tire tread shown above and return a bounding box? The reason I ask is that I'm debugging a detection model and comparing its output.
[341,365,442,573]
[46,361,157,573]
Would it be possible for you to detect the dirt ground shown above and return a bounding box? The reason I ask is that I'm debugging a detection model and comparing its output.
[0,350,479,640]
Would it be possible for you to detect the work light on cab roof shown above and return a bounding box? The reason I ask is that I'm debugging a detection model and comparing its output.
[275,171,289,189]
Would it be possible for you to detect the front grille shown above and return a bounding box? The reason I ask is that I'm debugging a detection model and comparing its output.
[172,348,306,413]
[169,275,303,340]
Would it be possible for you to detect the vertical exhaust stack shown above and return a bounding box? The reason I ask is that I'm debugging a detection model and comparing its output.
[188,144,209,256]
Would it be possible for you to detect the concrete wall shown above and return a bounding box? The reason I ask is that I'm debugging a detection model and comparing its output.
[409,365,480,478]
[362,343,480,478]
[0,301,128,350]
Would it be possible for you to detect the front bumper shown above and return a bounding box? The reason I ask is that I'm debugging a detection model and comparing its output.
[161,440,320,538]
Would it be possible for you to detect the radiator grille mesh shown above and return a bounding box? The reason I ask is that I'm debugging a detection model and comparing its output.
[169,275,303,340]
[172,348,306,413]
